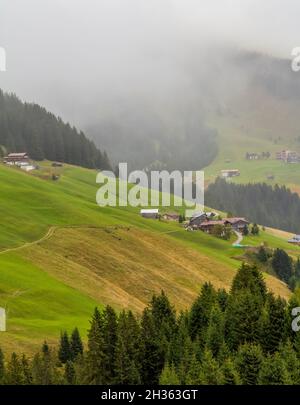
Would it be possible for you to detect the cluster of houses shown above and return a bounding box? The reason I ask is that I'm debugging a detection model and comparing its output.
[245,152,271,160]
[288,235,300,246]
[276,150,300,164]
[3,152,36,172]
[140,208,249,234]
[187,211,249,233]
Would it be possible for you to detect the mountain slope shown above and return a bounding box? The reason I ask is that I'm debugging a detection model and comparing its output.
[0,162,293,353]
[0,90,111,169]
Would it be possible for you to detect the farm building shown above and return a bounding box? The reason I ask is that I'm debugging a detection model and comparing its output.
[199,217,249,234]
[225,217,249,231]
[188,211,217,228]
[0,308,6,332]
[4,152,30,165]
[276,150,299,163]
[162,212,180,221]
[288,235,300,245]
[221,169,240,178]
[140,209,159,219]
[199,220,226,233]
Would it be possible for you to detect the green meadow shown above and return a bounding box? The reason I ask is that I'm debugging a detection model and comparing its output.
[0,161,296,353]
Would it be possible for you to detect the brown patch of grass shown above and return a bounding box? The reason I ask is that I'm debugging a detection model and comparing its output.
[21,227,291,313]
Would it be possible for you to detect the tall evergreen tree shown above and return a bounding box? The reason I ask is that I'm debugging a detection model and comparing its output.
[258,353,291,385]
[70,328,83,361]
[271,249,293,283]
[236,343,263,385]
[58,331,71,364]
[189,282,216,342]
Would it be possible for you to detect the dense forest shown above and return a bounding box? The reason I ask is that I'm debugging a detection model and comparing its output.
[206,178,300,233]
[1,263,300,385]
[0,90,111,169]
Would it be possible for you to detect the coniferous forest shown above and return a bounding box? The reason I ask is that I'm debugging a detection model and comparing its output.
[206,178,300,233]
[1,263,300,385]
[0,90,111,169]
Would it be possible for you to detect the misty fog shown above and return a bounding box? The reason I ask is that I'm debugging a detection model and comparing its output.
[1,0,300,169]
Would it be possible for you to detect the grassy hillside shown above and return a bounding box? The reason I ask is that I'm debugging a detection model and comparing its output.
[0,161,295,354]
[204,116,300,193]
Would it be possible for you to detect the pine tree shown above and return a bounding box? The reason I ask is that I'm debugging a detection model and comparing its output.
[159,363,180,385]
[271,249,293,283]
[185,354,201,384]
[139,308,164,385]
[236,343,263,385]
[5,353,24,385]
[205,304,224,358]
[102,306,118,383]
[114,311,140,384]
[198,350,224,385]
[70,328,83,361]
[279,340,300,384]
[85,307,107,384]
[251,223,259,235]
[58,331,71,364]
[258,353,291,385]
[21,354,33,384]
[32,342,61,385]
[65,361,76,385]
[221,358,241,385]
[260,293,286,353]
[189,282,216,342]
[257,246,268,263]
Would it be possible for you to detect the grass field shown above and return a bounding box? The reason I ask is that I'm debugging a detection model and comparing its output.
[204,117,300,193]
[0,161,296,354]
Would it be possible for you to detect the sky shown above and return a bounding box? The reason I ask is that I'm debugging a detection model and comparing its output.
[0,0,300,127]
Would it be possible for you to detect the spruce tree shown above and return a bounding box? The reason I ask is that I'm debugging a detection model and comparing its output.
[102,306,118,383]
[5,353,24,385]
[205,304,224,358]
[236,343,263,385]
[198,350,224,385]
[159,363,180,385]
[85,307,107,384]
[260,294,286,353]
[70,328,83,361]
[139,308,164,384]
[271,249,293,283]
[114,311,140,384]
[221,358,241,385]
[58,331,71,364]
[189,282,216,342]
[65,360,76,385]
[279,340,300,384]
[258,353,291,385]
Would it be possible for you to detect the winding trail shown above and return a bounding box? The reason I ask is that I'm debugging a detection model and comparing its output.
[0,226,57,256]
[232,231,243,246]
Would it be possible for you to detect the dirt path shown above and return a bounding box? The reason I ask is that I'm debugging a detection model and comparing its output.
[233,231,243,246]
[0,226,57,256]
[0,224,133,256]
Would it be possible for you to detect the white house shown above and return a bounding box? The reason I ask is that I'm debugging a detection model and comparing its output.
[0,308,6,332]
[140,209,159,219]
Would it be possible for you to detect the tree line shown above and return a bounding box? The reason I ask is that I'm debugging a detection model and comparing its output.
[0,90,111,169]
[1,263,300,385]
[205,178,300,233]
